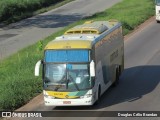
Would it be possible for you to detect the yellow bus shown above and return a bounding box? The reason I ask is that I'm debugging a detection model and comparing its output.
[35,20,124,106]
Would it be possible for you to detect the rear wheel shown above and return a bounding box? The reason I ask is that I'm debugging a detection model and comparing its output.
[113,68,120,86]
[118,66,122,77]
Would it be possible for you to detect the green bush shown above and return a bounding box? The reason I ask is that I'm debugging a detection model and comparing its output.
[87,0,155,35]
[0,0,64,22]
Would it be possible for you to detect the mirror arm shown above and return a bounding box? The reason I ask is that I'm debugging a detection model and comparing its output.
[35,60,42,76]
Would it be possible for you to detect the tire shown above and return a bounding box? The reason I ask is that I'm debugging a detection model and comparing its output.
[113,68,119,87]
[157,20,160,23]
[118,66,122,77]
[94,86,101,105]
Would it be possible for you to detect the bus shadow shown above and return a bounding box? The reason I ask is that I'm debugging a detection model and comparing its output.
[53,65,160,110]
[2,13,83,30]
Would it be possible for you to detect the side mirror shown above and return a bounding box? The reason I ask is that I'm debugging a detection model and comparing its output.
[35,60,42,76]
[90,60,95,77]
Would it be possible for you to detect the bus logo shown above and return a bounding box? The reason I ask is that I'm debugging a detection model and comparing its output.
[65,95,69,98]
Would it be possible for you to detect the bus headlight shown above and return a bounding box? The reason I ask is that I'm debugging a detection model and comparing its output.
[80,94,92,99]
[44,95,55,99]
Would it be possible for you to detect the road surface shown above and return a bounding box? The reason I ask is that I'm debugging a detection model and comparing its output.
[0,0,122,60]
[9,17,160,120]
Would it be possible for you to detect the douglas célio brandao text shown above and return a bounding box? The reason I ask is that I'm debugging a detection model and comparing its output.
[118,112,158,117]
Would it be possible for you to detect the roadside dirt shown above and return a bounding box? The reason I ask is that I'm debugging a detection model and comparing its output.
[16,94,44,111]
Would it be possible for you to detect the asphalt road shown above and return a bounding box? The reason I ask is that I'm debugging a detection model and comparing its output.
[0,0,122,60]
[9,18,160,120]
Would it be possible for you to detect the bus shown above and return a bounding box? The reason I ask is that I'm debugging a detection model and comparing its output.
[35,20,124,106]
[155,0,160,23]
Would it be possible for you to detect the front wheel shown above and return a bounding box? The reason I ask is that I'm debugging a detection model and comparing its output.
[157,20,160,23]
[94,86,101,105]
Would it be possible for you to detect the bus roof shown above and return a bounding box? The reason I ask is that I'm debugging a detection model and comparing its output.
[65,21,111,34]
[45,20,121,50]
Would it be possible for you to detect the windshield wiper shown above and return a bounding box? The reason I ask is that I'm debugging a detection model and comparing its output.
[45,83,64,91]
[54,86,60,91]
[66,78,80,91]
[53,84,66,91]
[44,77,51,83]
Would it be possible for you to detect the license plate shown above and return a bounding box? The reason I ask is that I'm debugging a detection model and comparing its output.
[63,101,71,104]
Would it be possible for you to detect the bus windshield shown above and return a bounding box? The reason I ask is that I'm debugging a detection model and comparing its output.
[44,63,91,92]
[156,0,160,5]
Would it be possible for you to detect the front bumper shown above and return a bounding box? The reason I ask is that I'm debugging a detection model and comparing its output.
[44,97,94,106]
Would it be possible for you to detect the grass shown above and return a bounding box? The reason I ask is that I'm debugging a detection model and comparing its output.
[0,0,155,111]
[34,0,74,15]
[87,0,155,35]
[0,0,74,25]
